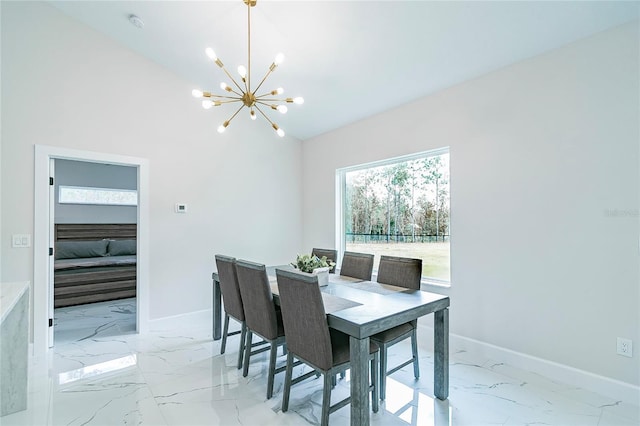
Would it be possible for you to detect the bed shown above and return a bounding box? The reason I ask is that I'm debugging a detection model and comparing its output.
[54,223,137,308]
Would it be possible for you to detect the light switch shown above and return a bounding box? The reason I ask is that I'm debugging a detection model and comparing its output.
[12,234,31,248]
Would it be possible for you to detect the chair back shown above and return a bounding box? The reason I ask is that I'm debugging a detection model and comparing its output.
[276,269,333,371]
[215,254,244,322]
[235,259,279,340]
[340,251,375,281]
[311,248,337,273]
[376,255,422,290]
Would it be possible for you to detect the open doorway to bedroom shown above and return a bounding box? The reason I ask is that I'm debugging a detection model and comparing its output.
[33,145,149,354]
[52,160,138,344]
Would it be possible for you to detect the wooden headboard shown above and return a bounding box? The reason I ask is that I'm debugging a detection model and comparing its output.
[54,224,137,241]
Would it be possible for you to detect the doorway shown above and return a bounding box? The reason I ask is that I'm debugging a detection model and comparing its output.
[34,145,149,353]
[52,159,138,344]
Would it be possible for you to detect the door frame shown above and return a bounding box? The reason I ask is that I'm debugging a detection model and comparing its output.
[34,145,150,354]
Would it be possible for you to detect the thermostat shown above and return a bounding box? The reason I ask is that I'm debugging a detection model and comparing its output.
[175,203,188,213]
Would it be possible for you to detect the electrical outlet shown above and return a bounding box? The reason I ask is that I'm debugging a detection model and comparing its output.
[617,338,633,358]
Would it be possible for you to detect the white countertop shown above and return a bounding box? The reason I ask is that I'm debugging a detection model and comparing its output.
[1,282,30,324]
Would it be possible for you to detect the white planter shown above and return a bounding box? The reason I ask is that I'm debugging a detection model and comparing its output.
[312,267,330,287]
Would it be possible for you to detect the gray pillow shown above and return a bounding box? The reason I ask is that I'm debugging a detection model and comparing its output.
[55,240,109,260]
[108,239,136,256]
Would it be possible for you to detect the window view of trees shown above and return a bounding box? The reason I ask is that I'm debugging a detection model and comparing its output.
[344,152,450,281]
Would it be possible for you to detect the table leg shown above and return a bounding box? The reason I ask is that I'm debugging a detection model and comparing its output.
[434,307,449,400]
[212,273,222,341]
[350,335,370,426]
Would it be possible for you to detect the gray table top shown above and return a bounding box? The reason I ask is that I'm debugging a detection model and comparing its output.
[268,266,450,339]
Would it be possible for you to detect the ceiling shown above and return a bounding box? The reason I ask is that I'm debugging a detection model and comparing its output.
[48,1,639,140]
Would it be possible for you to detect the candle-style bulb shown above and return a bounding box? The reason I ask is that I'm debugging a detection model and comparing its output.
[205,48,217,61]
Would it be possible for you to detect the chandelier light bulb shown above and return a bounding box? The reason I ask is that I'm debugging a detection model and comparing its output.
[217,124,227,133]
[202,100,214,109]
[277,105,288,114]
[250,109,257,120]
[205,48,217,61]
[220,82,231,92]
[276,87,284,94]
[274,53,284,65]
[238,65,247,78]
[192,89,203,98]
[277,128,285,137]
[293,97,304,105]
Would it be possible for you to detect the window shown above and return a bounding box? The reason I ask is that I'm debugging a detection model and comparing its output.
[337,148,450,283]
[58,185,138,206]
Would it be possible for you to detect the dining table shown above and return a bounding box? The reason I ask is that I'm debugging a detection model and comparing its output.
[211,267,450,426]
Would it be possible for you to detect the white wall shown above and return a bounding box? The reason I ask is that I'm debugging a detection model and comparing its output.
[302,22,639,386]
[1,2,303,320]
[54,159,138,224]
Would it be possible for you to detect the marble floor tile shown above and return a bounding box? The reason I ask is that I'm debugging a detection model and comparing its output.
[54,298,137,344]
[2,303,638,426]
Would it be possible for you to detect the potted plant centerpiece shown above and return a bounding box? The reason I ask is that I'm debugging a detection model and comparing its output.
[291,254,336,287]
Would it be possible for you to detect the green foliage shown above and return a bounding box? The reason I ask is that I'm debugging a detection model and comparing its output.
[291,254,336,273]
[345,153,450,238]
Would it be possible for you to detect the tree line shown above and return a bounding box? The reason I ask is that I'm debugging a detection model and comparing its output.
[345,154,450,241]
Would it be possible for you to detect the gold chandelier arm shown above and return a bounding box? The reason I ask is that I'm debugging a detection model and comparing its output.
[218,64,245,94]
[254,97,288,103]
[216,99,244,105]
[254,92,284,100]
[223,104,246,127]
[208,93,244,101]
[254,105,284,136]
[251,66,276,97]
[253,104,276,126]
[255,101,285,111]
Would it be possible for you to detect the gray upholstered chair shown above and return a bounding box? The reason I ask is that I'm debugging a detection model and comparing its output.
[276,268,379,426]
[214,254,247,370]
[370,255,422,400]
[235,259,289,399]
[339,251,375,281]
[311,248,338,273]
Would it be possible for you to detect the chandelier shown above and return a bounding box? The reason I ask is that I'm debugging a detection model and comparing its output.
[192,0,303,137]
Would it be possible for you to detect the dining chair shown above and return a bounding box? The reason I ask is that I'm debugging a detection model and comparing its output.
[311,248,338,273]
[339,251,375,281]
[370,255,423,400]
[235,259,289,399]
[214,254,248,370]
[276,268,379,426]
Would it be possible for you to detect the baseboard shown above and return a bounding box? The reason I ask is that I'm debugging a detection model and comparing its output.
[418,322,639,405]
[148,308,212,331]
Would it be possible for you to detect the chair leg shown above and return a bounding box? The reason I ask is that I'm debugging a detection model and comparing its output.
[220,313,230,354]
[237,322,247,370]
[282,343,288,355]
[331,374,337,388]
[339,371,345,379]
[411,329,420,379]
[282,352,294,413]
[243,331,253,378]
[379,343,388,400]
[321,372,332,426]
[371,351,379,412]
[267,341,278,399]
